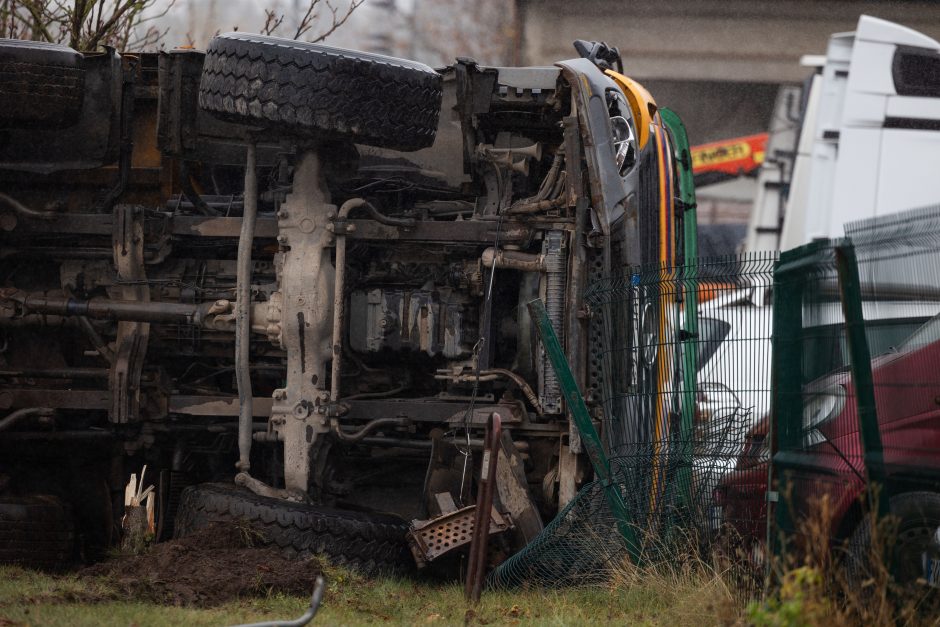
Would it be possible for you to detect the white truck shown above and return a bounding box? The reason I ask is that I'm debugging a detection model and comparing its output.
[746,15,940,251]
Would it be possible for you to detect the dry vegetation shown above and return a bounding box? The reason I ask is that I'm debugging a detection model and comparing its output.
[747,494,940,627]
[0,562,739,626]
[0,0,173,50]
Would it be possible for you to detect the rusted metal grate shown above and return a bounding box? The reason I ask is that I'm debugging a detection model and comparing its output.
[407,505,510,567]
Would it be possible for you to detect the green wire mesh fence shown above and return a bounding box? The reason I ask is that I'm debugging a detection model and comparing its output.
[488,207,940,595]
[489,253,777,591]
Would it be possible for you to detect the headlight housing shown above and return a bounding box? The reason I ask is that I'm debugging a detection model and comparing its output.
[802,385,846,447]
[610,115,636,175]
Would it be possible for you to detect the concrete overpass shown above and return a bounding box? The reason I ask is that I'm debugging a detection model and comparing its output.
[518,0,940,83]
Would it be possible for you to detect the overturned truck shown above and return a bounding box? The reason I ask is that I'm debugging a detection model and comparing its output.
[0,34,692,573]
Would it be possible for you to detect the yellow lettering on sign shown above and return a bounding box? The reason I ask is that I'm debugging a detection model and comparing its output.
[691,141,752,170]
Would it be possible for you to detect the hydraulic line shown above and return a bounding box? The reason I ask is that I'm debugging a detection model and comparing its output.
[485,368,545,416]
[235,142,258,472]
[0,192,57,219]
[434,368,544,416]
[329,417,407,443]
[330,198,365,403]
[0,407,54,433]
[506,148,564,214]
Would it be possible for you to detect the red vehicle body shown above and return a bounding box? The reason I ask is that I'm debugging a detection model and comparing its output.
[716,315,940,572]
[715,415,770,546]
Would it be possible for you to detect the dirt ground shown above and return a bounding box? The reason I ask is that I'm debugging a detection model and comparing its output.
[81,522,323,607]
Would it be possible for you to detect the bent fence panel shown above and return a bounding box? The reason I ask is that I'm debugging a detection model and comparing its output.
[490,253,776,597]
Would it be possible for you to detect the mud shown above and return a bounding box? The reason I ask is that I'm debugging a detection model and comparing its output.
[82,522,323,607]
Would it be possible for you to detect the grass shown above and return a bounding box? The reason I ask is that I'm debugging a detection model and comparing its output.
[20,490,940,626]
[6,496,936,626]
[0,561,738,627]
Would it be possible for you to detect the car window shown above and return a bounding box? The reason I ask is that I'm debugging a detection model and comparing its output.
[695,316,732,371]
[897,312,940,352]
[801,317,930,382]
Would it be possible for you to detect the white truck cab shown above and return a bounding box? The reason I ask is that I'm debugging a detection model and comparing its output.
[777,16,940,250]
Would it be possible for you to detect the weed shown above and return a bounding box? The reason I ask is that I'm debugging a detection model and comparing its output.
[753,489,940,626]
[232,518,267,548]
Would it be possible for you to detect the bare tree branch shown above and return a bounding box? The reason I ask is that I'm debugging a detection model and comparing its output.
[4,0,361,51]
[308,0,362,43]
[1,0,176,51]
[292,0,318,40]
[258,0,363,43]
[21,1,55,43]
[85,1,139,49]
[260,9,284,37]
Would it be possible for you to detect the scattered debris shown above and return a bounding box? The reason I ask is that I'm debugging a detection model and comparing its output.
[83,522,323,607]
[121,466,155,554]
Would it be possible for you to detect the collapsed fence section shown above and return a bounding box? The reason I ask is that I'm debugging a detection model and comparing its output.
[490,253,776,591]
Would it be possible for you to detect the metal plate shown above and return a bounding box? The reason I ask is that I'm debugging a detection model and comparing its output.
[407,505,510,567]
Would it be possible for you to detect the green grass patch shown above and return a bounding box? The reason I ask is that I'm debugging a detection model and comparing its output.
[0,563,736,626]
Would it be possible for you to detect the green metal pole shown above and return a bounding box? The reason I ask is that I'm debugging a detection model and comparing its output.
[770,242,818,560]
[660,107,698,509]
[527,299,641,563]
[835,242,888,518]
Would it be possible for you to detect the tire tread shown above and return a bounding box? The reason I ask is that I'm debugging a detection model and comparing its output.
[198,33,441,151]
[0,43,84,127]
[174,483,413,576]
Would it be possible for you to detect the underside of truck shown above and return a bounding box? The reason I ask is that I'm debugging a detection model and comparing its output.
[0,34,682,573]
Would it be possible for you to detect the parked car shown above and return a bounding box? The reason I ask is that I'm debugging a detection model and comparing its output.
[688,287,773,528]
[716,312,940,582]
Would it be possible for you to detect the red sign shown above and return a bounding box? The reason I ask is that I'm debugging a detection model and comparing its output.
[690,133,768,178]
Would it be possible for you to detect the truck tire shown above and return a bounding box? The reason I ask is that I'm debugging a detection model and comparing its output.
[0,39,85,128]
[0,494,75,569]
[844,491,940,584]
[198,33,442,151]
[174,483,413,576]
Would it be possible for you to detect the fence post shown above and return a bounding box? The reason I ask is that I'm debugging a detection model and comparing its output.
[771,242,826,557]
[834,242,889,517]
[527,298,642,563]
